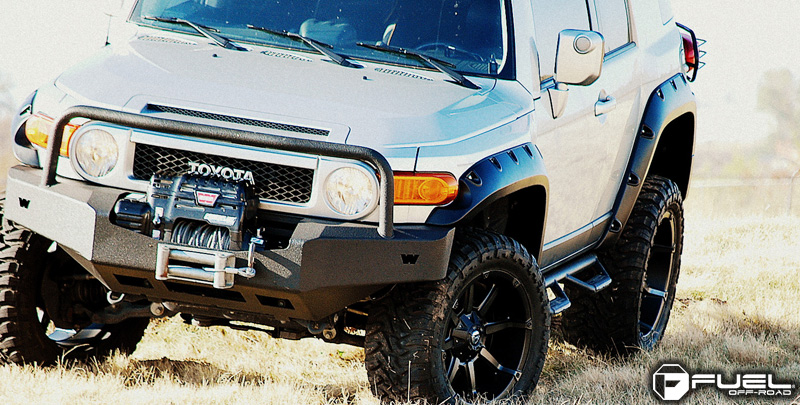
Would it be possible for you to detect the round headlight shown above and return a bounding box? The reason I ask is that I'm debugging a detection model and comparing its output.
[74,129,118,178]
[324,167,376,216]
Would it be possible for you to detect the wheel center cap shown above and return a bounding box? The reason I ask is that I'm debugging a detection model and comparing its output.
[470,329,482,346]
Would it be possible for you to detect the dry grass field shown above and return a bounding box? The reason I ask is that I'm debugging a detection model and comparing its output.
[0,199,797,404]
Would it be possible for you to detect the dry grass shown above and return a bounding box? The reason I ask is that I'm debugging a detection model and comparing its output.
[532,211,800,405]
[0,204,797,404]
[0,318,377,404]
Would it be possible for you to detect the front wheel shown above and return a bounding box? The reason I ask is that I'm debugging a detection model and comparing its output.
[0,216,149,365]
[365,229,550,403]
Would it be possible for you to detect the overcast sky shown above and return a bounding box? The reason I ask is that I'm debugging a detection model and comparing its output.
[0,1,108,103]
[1,0,799,145]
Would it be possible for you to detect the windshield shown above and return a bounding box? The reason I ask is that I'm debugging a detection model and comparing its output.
[130,0,509,76]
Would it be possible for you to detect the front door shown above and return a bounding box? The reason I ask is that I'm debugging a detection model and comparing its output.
[532,0,641,264]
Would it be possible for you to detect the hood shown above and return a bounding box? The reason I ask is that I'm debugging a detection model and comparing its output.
[55,32,530,153]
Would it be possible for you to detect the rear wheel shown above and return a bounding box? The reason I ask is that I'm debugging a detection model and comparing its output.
[365,229,550,403]
[0,206,149,365]
[562,175,683,354]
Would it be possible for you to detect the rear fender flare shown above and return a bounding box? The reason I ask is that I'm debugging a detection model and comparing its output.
[601,73,696,247]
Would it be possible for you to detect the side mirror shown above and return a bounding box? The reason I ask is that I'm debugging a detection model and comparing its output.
[555,29,605,86]
[547,30,605,119]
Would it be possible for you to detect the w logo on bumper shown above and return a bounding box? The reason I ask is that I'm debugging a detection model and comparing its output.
[401,254,419,265]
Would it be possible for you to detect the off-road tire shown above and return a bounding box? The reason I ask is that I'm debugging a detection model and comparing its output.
[562,175,683,354]
[0,201,149,365]
[365,229,550,404]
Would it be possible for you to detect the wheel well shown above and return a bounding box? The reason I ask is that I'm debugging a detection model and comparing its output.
[648,113,695,198]
[465,186,547,262]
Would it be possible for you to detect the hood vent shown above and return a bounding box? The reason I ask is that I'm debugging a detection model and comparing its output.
[374,67,433,82]
[138,35,197,46]
[145,104,329,137]
[261,50,313,62]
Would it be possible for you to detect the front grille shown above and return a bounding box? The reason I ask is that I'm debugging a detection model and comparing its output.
[147,105,329,137]
[132,144,314,204]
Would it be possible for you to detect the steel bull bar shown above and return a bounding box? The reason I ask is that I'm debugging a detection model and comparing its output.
[42,106,395,238]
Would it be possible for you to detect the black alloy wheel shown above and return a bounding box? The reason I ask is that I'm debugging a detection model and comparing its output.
[443,270,533,399]
[365,229,550,404]
[561,175,684,354]
[639,208,678,343]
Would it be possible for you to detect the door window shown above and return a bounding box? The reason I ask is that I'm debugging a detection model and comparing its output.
[594,0,631,53]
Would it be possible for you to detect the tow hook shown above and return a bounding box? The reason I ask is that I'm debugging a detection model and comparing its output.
[107,291,125,305]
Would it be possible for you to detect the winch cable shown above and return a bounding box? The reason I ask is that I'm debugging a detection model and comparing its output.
[172,220,231,250]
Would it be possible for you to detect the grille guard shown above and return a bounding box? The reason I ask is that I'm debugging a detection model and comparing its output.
[42,106,396,238]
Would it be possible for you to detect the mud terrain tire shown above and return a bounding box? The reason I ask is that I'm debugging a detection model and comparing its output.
[562,175,684,354]
[0,200,149,365]
[365,229,550,403]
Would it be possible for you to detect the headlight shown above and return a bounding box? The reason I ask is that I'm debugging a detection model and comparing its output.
[74,129,119,178]
[324,167,376,216]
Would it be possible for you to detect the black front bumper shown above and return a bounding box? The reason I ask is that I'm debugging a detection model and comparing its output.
[5,166,454,321]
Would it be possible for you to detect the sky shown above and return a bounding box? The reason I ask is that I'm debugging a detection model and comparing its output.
[1,0,800,145]
[669,0,800,145]
[0,0,108,103]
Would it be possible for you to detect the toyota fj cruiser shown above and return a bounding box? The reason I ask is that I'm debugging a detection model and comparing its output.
[1,0,702,402]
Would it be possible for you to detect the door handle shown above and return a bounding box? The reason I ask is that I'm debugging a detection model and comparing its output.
[595,95,617,116]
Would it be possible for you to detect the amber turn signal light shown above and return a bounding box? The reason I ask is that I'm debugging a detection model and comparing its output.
[394,172,458,205]
[25,113,81,157]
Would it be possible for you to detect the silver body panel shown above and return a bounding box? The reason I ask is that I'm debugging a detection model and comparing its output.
[19,0,686,256]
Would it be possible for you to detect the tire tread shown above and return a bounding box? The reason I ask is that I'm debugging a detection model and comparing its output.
[561,175,684,354]
[365,229,550,403]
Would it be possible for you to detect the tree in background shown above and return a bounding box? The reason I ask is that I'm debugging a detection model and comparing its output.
[758,69,800,177]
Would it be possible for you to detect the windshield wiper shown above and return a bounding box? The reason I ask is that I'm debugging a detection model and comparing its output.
[144,16,247,51]
[356,43,479,90]
[246,25,359,68]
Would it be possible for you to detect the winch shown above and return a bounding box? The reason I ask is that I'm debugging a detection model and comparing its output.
[113,174,258,250]
[112,174,262,288]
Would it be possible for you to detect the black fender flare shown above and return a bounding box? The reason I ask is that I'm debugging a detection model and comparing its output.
[426,143,549,259]
[10,90,39,167]
[601,73,696,247]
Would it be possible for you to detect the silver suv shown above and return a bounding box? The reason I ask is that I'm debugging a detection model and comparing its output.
[1,0,701,402]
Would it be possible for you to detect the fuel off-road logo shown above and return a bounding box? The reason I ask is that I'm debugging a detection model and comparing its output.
[651,363,797,401]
